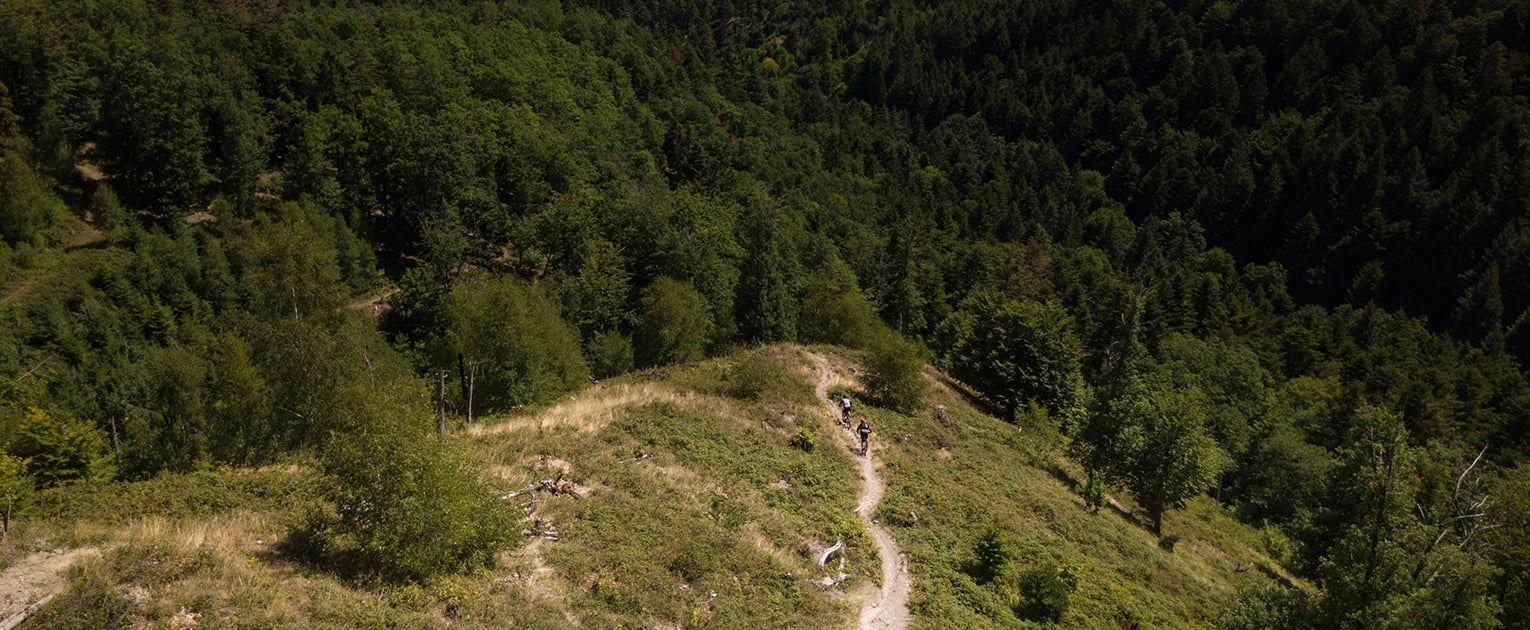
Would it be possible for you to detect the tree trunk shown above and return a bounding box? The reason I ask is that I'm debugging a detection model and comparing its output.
[436,368,447,445]
[108,416,121,469]
[466,364,476,424]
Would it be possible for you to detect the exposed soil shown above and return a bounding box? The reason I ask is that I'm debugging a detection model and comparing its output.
[0,547,97,628]
[809,352,911,630]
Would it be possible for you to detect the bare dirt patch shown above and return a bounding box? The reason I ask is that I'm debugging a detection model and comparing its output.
[0,547,99,627]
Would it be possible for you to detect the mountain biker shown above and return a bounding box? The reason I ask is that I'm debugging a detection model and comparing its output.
[857,418,871,455]
[840,396,853,425]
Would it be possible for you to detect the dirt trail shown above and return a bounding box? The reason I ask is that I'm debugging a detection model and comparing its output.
[808,352,911,630]
[0,279,33,312]
[0,548,97,628]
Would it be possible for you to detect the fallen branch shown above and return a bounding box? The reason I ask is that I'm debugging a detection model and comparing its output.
[0,593,56,630]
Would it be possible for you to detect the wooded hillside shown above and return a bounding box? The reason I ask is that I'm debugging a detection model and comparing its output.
[2,0,1528,626]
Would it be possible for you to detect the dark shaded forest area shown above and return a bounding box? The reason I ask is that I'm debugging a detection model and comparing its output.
[1,0,1528,626]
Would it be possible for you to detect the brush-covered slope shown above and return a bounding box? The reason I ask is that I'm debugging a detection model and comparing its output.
[4,345,1286,628]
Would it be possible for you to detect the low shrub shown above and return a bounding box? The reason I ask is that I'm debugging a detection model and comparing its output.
[790,428,815,452]
[724,349,793,401]
[970,520,1017,583]
[1001,562,1078,623]
[1218,578,1313,630]
[307,427,519,582]
[289,383,518,583]
[25,557,136,629]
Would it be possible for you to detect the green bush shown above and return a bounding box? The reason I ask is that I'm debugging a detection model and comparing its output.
[1078,470,1107,513]
[790,428,815,452]
[1003,562,1078,623]
[971,520,1017,583]
[0,452,31,537]
[0,151,64,247]
[724,349,793,401]
[294,384,519,582]
[862,328,927,413]
[1217,578,1313,630]
[798,272,877,348]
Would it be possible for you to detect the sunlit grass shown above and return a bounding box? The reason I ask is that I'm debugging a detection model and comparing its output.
[10,343,1293,627]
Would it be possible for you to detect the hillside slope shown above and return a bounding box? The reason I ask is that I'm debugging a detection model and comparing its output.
[5,345,1287,628]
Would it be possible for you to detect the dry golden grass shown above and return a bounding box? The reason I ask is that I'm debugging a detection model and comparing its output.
[465,381,737,437]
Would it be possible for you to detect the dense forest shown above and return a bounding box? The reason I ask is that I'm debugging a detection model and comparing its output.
[2,0,1528,626]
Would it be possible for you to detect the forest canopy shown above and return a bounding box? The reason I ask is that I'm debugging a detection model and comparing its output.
[1,0,1528,625]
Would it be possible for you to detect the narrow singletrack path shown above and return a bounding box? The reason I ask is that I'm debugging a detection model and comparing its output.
[809,352,911,630]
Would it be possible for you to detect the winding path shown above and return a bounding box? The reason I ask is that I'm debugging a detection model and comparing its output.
[809,352,911,630]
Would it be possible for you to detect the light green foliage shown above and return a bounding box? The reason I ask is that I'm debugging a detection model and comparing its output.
[1122,383,1225,535]
[7,405,115,488]
[308,384,518,583]
[798,269,879,348]
[237,202,351,320]
[0,451,31,536]
[635,276,714,367]
[940,292,1086,425]
[1151,334,1274,462]
[1488,464,1530,628]
[445,275,587,411]
[972,520,1018,583]
[246,313,413,449]
[205,334,273,466]
[789,427,815,452]
[862,327,927,414]
[89,185,130,239]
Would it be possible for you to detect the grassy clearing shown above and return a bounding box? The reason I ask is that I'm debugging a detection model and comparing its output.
[864,374,1295,628]
[6,343,1291,627]
[462,344,868,627]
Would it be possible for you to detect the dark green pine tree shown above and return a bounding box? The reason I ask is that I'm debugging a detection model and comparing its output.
[735,198,798,343]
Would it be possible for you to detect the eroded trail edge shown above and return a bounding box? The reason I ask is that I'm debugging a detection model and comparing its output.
[809,352,911,630]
